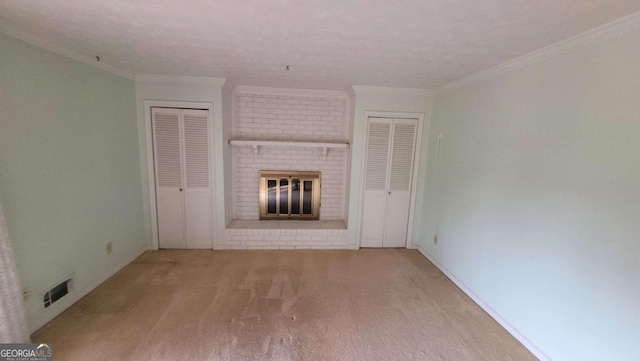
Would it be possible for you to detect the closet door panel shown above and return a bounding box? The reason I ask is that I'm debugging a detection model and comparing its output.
[152,108,185,249]
[364,119,391,191]
[182,109,212,248]
[384,193,411,247]
[183,110,211,189]
[360,192,386,247]
[384,119,417,247]
[157,192,185,249]
[389,121,417,193]
[184,191,211,249]
[361,119,392,247]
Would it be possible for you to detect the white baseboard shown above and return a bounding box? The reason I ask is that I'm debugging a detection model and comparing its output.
[30,245,149,334]
[411,244,552,361]
[220,245,352,250]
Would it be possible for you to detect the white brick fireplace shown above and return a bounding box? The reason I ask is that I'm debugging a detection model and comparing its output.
[225,88,352,249]
[139,78,430,252]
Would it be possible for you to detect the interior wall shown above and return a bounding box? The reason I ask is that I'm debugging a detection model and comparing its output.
[0,33,147,332]
[222,84,234,227]
[348,88,433,248]
[421,28,640,361]
[134,75,227,248]
[343,93,356,227]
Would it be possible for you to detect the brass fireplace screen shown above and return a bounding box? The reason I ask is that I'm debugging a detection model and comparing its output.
[259,171,320,220]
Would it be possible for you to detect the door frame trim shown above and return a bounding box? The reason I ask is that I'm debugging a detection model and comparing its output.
[144,100,215,250]
[358,111,425,249]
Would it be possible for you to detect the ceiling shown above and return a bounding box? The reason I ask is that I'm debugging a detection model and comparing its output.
[1,1,639,90]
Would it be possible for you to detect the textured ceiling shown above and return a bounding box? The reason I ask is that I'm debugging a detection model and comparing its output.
[1,1,639,90]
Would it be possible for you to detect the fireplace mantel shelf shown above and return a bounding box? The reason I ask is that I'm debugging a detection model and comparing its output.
[229,139,349,160]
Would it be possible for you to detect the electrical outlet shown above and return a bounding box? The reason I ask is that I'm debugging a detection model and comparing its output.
[433,234,438,245]
[106,241,113,254]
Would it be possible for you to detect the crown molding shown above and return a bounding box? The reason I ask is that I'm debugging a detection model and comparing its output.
[0,22,135,80]
[352,85,434,97]
[437,10,640,94]
[234,85,350,99]
[135,74,226,87]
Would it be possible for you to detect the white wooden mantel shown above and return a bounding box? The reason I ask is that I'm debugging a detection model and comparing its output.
[229,139,350,160]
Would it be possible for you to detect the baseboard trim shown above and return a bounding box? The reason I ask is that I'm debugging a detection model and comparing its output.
[29,245,149,334]
[411,244,552,361]
[221,245,352,250]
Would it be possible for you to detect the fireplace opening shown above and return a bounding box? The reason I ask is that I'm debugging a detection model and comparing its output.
[259,171,320,220]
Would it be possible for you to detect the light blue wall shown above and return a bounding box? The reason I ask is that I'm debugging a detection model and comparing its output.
[0,34,147,332]
[421,28,640,361]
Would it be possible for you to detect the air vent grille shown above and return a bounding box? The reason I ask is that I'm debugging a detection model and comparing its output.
[44,278,72,308]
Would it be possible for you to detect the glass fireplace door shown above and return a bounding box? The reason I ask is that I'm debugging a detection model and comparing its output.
[260,171,320,220]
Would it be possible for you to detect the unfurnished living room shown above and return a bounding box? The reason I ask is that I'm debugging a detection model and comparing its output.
[0,1,639,360]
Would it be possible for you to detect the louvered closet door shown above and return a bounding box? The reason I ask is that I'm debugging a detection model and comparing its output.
[182,109,212,249]
[361,117,418,248]
[361,118,392,247]
[384,119,417,247]
[152,108,185,249]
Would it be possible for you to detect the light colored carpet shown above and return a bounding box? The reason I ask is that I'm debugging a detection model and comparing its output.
[33,249,538,361]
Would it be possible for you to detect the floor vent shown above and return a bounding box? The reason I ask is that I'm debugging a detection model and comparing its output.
[44,278,72,308]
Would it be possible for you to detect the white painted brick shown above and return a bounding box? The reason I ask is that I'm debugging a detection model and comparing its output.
[312,241,334,246]
[233,93,348,221]
[262,245,281,250]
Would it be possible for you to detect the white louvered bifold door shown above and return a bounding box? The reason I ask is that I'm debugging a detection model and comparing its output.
[152,108,213,249]
[361,118,392,247]
[182,109,212,249]
[384,119,418,247]
[360,117,418,248]
[152,108,185,249]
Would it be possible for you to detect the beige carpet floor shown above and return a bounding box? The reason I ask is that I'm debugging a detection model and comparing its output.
[33,249,537,361]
